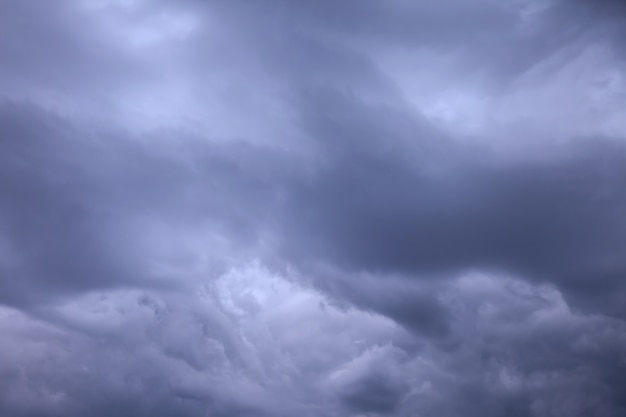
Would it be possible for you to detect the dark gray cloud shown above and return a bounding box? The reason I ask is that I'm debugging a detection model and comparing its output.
[276,129,626,316]
[1,0,625,416]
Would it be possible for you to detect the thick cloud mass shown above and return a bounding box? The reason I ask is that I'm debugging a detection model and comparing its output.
[1,0,625,416]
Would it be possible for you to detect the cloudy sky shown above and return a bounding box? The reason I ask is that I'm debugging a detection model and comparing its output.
[1,0,626,416]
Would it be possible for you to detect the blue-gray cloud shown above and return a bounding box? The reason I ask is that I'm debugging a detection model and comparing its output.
[1,1,625,416]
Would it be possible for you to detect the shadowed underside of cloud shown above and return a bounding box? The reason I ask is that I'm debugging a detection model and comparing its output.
[1,0,626,416]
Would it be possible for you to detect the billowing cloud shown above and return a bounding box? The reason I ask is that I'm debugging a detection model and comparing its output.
[1,0,625,416]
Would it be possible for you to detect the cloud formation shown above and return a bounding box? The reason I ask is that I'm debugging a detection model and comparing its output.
[1,0,625,416]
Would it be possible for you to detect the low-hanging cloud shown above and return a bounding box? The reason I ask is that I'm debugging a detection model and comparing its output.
[1,0,625,416]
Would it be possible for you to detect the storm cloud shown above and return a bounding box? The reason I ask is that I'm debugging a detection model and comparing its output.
[1,0,625,416]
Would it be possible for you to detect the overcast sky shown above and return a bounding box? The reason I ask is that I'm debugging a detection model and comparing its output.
[1,0,626,416]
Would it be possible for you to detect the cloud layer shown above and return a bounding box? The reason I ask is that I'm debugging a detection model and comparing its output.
[1,0,625,416]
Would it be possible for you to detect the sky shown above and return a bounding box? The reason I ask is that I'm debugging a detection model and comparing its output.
[0,0,625,416]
